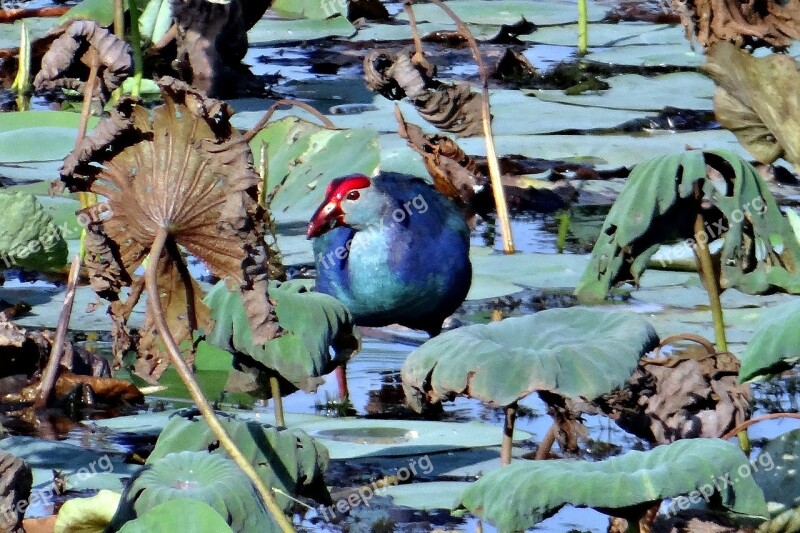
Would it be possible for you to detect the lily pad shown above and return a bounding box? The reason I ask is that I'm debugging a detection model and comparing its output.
[402,307,659,409]
[291,418,531,459]
[108,451,274,531]
[118,499,233,533]
[383,481,472,511]
[396,0,607,26]
[0,111,97,164]
[246,116,380,227]
[147,413,330,510]
[739,299,800,382]
[248,15,355,45]
[271,0,345,19]
[139,0,172,45]
[0,192,69,271]
[531,72,714,112]
[524,22,687,47]
[0,19,54,49]
[752,430,800,527]
[459,438,769,533]
[204,279,358,393]
[585,43,704,68]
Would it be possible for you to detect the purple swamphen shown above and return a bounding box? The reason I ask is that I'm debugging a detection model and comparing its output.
[307,172,472,397]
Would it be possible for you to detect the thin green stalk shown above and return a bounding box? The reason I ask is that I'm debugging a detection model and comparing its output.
[577,0,588,54]
[693,212,726,352]
[113,0,125,38]
[11,20,30,111]
[555,211,570,254]
[146,228,296,533]
[126,0,144,97]
[258,143,287,426]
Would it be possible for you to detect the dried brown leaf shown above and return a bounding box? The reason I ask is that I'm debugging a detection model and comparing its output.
[60,78,279,381]
[364,49,483,137]
[703,42,800,171]
[33,20,131,103]
[671,0,800,49]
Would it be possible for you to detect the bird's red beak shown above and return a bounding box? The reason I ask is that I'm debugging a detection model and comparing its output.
[306,200,344,238]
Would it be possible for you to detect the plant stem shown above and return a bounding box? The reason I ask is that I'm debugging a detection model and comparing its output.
[721,412,800,440]
[126,0,143,98]
[146,227,296,533]
[270,376,285,427]
[426,0,515,254]
[577,0,588,54]
[77,51,101,258]
[113,0,124,38]
[534,422,558,460]
[34,255,81,409]
[693,211,727,352]
[556,211,570,254]
[500,402,517,466]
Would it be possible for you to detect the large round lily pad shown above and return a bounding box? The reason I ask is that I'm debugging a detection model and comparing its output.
[459,438,769,533]
[402,308,659,409]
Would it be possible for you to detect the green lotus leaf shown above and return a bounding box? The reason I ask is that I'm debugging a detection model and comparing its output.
[271,0,345,18]
[108,451,274,531]
[203,279,358,393]
[739,300,800,382]
[401,308,658,409]
[118,499,233,533]
[147,413,330,511]
[459,439,769,533]
[575,150,800,302]
[246,117,379,227]
[752,429,800,530]
[138,0,172,45]
[0,192,68,271]
[54,489,121,533]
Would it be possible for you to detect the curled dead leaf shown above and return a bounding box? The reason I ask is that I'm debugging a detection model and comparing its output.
[364,49,483,137]
[33,20,131,104]
[60,78,280,382]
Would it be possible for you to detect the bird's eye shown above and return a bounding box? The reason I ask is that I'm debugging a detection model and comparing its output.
[346,190,360,201]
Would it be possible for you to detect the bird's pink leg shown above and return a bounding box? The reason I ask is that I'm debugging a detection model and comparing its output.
[335,364,349,399]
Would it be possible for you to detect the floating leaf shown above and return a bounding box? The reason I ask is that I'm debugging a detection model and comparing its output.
[575,150,800,301]
[204,279,358,394]
[138,0,172,45]
[147,413,330,511]
[739,299,800,382]
[402,308,658,409]
[54,489,121,533]
[59,78,278,380]
[247,116,380,227]
[271,0,346,19]
[704,43,800,172]
[459,439,769,533]
[108,451,274,531]
[0,191,68,271]
[118,499,233,533]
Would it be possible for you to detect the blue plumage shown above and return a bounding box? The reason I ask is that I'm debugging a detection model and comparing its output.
[309,173,472,335]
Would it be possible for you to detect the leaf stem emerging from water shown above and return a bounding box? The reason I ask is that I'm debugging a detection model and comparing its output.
[421,0,515,253]
[145,227,296,533]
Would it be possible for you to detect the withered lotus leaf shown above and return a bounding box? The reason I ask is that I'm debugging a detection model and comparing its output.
[60,78,279,381]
